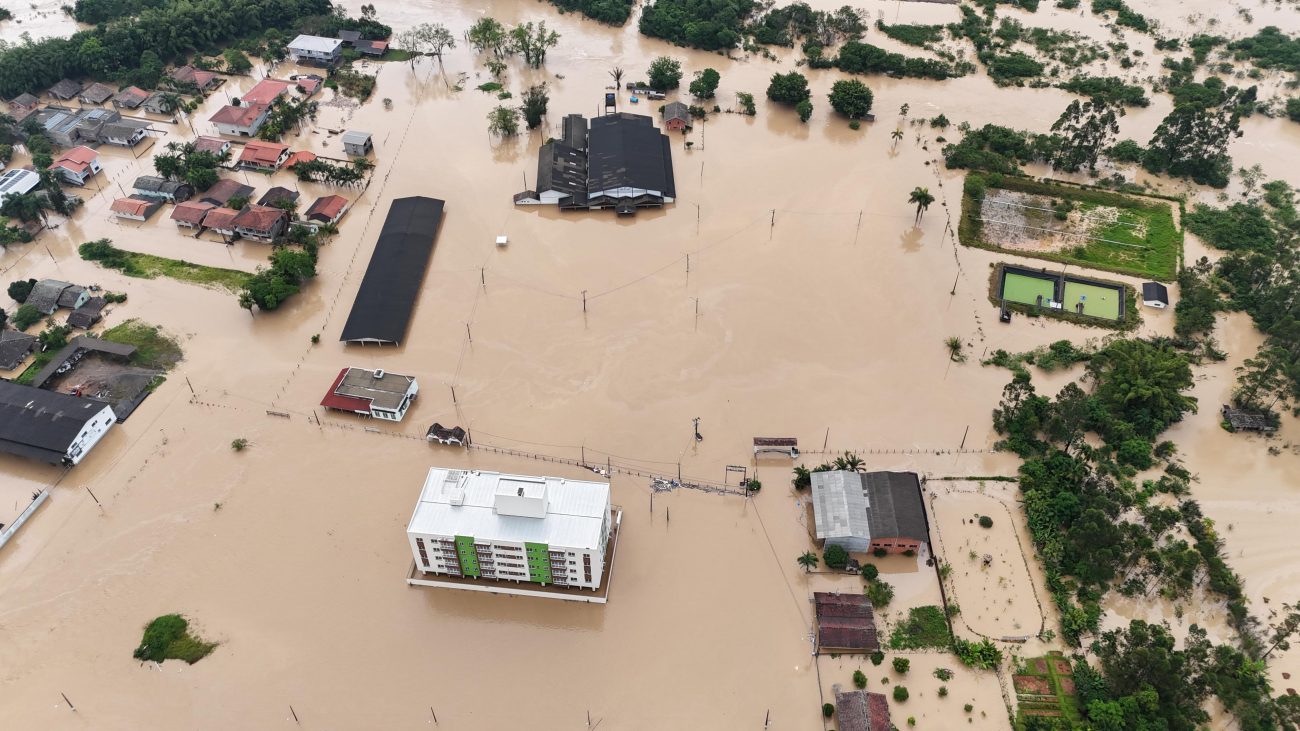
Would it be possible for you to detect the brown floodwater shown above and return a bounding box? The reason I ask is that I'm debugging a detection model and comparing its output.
[0,0,1297,727]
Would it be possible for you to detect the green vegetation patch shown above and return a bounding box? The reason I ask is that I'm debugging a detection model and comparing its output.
[133,614,216,664]
[101,319,183,370]
[79,239,252,293]
[1002,272,1055,306]
[875,21,945,47]
[1062,279,1122,320]
[960,174,1181,281]
[888,605,953,649]
[1013,653,1081,725]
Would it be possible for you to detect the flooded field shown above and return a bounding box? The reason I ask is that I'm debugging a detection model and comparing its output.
[0,0,1297,728]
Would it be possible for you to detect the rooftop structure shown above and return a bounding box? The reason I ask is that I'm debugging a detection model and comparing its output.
[142,91,173,115]
[111,86,150,110]
[660,101,691,130]
[341,130,373,156]
[288,35,344,65]
[1142,281,1169,308]
[67,296,106,329]
[193,136,231,156]
[354,40,388,56]
[9,93,39,110]
[814,592,880,653]
[200,207,240,235]
[834,687,891,731]
[1222,405,1277,433]
[304,194,348,224]
[171,200,215,228]
[238,139,290,170]
[26,279,88,315]
[407,467,613,592]
[339,196,444,345]
[240,79,292,108]
[48,79,82,100]
[0,169,40,204]
[0,380,116,465]
[210,103,270,137]
[257,186,299,208]
[284,150,317,169]
[170,65,222,91]
[231,204,288,242]
[79,82,116,105]
[426,423,467,446]
[133,175,193,202]
[320,367,418,421]
[0,331,37,371]
[515,113,675,214]
[199,178,254,206]
[811,471,928,555]
[49,146,102,185]
[98,118,150,147]
[110,196,163,221]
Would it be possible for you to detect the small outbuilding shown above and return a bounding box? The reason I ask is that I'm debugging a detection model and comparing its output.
[9,93,39,114]
[170,65,222,92]
[304,194,349,224]
[1142,281,1169,309]
[199,179,255,207]
[426,423,467,446]
[341,130,373,157]
[67,296,107,329]
[48,79,83,101]
[142,92,175,115]
[257,186,299,208]
[1222,405,1277,433]
[660,101,692,131]
[133,175,194,203]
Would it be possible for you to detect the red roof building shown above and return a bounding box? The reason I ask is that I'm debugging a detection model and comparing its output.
[48,146,101,185]
[171,65,222,91]
[284,150,317,169]
[111,86,150,109]
[305,194,349,224]
[231,204,288,242]
[210,103,270,136]
[240,79,291,107]
[296,77,322,96]
[201,207,240,234]
[193,136,231,156]
[110,196,162,221]
[834,689,891,731]
[814,592,880,653]
[238,140,290,170]
[321,367,419,421]
[171,200,215,228]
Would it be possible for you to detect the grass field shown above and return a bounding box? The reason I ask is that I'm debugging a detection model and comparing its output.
[1002,272,1056,305]
[101,320,184,369]
[1062,280,1122,320]
[961,174,1182,281]
[79,240,252,293]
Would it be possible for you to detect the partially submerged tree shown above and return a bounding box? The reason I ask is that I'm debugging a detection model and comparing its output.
[828,78,874,119]
[468,18,511,57]
[689,68,720,99]
[909,186,935,223]
[797,551,819,572]
[521,84,549,130]
[1050,98,1123,174]
[766,71,810,105]
[487,105,521,136]
[647,56,682,91]
[510,21,559,68]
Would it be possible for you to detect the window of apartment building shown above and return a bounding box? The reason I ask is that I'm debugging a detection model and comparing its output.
[416,537,429,568]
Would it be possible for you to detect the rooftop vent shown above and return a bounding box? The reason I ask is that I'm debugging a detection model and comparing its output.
[373,368,385,378]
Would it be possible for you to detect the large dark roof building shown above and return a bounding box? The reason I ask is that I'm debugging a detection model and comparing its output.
[514,112,675,215]
[0,381,117,465]
[339,196,444,345]
[814,592,880,653]
[812,471,929,555]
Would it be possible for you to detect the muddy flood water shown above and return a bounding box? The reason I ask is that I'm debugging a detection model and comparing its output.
[0,0,1298,728]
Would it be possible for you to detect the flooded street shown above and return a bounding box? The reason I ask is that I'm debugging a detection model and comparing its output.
[0,0,1297,728]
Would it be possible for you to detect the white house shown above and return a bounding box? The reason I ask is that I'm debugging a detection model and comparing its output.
[0,168,39,204]
[288,35,344,65]
[0,381,117,465]
[209,103,271,137]
[319,367,418,421]
[406,468,613,592]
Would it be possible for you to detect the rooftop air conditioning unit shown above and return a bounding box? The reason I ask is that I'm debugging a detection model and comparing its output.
[373,369,385,378]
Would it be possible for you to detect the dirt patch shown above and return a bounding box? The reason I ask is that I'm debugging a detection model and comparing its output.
[1029,657,1048,674]
[1014,675,1053,695]
[1021,707,1064,717]
[1058,676,1076,695]
[45,353,160,419]
[979,189,1139,254]
[1051,657,1072,676]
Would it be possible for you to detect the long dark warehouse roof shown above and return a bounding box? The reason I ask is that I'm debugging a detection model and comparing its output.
[339,196,444,345]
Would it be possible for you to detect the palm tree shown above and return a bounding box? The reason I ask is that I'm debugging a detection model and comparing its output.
[833,452,864,471]
[797,551,819,573]
[899,102,909,117]
[609,66,624,89]
[909,186,935,223]
[891,128,904,150]
[945,336,966,363]
[792,465,811,490]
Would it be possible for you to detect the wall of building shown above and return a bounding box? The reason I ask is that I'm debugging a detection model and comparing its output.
[409,530,607,590]
[66,405,116,465]
[868,538,922,555]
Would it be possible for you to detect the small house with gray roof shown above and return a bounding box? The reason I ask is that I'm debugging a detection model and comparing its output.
[811,471,928,555]
[0,331,37,371]
[26,279,88,315]
[47,79,82,100]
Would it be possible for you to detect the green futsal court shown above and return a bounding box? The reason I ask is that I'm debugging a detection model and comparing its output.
[1002,272,1056,306]
[1062,280,1122,320]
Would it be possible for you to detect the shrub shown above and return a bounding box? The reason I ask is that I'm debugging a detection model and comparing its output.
[964,703,974,712]
[853,669,867,688]
[822,702,835,718]
[938,686,949,697]
[736,91,756,115]
[978,515,993,528]
[893,685,909,702]
[870,650,885,665]
[1109,139,1144,163]
[7,278,35,303]
[873,547,887,558]
[796,98,812,123]
[231,438,249,451]
[766,71,810,104]
[903,549,916,557]
[908,718,916,727]
[893,657,910,674]
[824,544,849,569]
[12,303,40,330]
[934,668,954,681]
[133,614,216,664]
[849,120,861,130]
[861,563,879,581]
[866,580,895,606]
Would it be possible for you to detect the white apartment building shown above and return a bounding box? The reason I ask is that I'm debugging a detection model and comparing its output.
[407,468,612,592]
[288,35,344,65]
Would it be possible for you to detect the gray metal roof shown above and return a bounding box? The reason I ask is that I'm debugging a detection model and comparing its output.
[0,331,36,370]
[812,471,927,544]
[0,380,112,464]
[1142,282,1169,303]
[341,130,371,144]
[536,141,587,196]
[26,279,73,314]
[586,113,675,198]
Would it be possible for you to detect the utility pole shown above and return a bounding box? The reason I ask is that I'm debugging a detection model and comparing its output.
[581,290,587,313]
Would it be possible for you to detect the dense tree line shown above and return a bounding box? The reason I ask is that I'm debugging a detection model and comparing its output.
[639,0,756,51]
[747,3,865,47]
[71,0,168,24]
[546,0,635,25]
[1057,76,1150,107]
[1142,77,1250,188]
[1183,181,1300,413]
[0,0,332,98]
[835,40,967,80]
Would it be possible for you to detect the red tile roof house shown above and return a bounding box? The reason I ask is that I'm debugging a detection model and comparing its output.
[48,146,102,185]
[305,194,349,225]
[200,207,241,238]
[110,196,163,221]
[198,178,255,206]
[171,200,215,229]
[320,367,419,421]
[170,65,222,92]
[239,79,291,108]
[238,140,290,171]
[284,150,317,170]
[111,86,150,110]
[210,103,270,137]
[232,204,289,242]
